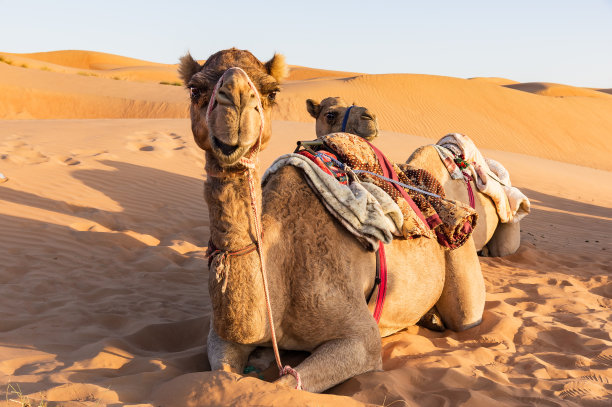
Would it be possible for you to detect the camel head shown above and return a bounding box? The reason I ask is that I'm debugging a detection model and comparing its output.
[179,48,288,167]
[306,97,379,141]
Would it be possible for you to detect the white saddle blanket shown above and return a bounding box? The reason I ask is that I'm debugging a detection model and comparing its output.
[436,133,530,223]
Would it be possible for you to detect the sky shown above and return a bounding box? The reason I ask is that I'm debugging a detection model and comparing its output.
[2,0,611,88]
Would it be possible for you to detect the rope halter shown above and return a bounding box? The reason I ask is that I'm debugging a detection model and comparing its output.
[340,105,355,132]
[206,67,302,390]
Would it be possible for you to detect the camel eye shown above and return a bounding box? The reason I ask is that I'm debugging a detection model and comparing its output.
[189,87,201,102]
[325,111,337,122]
[267,92,277,102]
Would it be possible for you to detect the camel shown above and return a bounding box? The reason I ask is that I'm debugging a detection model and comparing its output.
[306,97,378,140]
[305,101,520,257]
[406,145,521,257]
[179,48,485,393]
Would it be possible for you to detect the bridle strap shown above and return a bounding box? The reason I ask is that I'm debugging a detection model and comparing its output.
[341,105,355,132]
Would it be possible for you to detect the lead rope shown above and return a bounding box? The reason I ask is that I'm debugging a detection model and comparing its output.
[207,67,302,390]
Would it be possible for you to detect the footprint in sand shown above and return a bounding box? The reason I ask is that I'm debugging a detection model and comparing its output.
[594,349,612,366]
[69,149,116,161]
[54,155,81,166]
[0,136,49,165]
[125,132,187,157]
[558,377,609,402]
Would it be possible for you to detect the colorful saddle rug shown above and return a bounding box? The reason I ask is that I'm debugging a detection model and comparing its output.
[306,133,478,250]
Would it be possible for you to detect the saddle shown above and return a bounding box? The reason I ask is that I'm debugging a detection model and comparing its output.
[295,133,478,250]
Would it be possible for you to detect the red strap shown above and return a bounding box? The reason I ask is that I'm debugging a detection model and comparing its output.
[462,172,476,209]
[366,141,429,228]
[297,150,334,177]
[373,241,387,323]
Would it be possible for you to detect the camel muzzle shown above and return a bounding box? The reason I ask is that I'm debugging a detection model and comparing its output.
[206,67,265,167]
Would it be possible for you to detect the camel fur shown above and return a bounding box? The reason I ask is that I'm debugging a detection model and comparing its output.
[181,48,485,392]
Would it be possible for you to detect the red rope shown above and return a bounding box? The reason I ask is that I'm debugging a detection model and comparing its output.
[373,242,387,323]
[462,172,476,209]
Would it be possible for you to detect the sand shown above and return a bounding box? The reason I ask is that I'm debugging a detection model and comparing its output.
[0,51,610,406]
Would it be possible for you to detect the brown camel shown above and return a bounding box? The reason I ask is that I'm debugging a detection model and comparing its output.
[305,100,520,257]
[306,97,379,141]
[179,48,485,392]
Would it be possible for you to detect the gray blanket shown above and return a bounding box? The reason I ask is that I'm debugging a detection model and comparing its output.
[262,153,403,250]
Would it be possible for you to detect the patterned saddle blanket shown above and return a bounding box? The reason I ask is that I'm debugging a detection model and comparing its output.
[304,133,478,250]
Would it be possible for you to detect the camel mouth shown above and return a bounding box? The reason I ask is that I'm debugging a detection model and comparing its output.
[210,135,251,166]
[359,126,379,141]
[215,138,239,156]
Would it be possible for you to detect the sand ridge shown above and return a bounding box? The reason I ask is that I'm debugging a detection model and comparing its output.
[3,50,612,171]
[0,50,611,406]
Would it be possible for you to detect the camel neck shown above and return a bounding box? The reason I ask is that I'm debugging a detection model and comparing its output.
[204,152,268,343]
[204,154,261,250]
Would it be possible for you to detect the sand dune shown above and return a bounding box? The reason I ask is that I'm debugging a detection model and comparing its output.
[276,73,612,171]
[503,82,612,98]
[2,50,181,84]
[469,77,520,86]
[4,50,612,171]
[0,63,186,119]
[287,65,359,81]
[0,50,611,406]
[15,50,170,70]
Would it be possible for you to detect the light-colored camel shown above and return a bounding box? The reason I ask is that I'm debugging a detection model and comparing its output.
[179,48,485,393]
[406,145,521,257]
[305,100,520,257]
[306,97,378,140]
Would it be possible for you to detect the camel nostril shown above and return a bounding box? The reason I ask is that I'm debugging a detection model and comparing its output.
[361,113,375,121]
[217,89,234,106]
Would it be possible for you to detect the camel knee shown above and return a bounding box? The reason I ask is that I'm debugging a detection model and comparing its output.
[438,238,485,332]
[279,325,381,392]
[207,324,254,373]
[439,308,483,332]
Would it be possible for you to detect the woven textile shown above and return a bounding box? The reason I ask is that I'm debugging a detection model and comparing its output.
[321,133,477,249]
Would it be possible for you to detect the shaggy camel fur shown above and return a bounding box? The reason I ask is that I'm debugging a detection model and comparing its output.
[180,48,485,392]
[307,97,379,141]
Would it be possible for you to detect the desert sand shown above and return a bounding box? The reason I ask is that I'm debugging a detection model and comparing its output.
[0,50,610,406]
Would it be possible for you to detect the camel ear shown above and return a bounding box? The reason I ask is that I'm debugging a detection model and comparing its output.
[265,53,289,82]
[178,53,201,85]
[306,99,321,118]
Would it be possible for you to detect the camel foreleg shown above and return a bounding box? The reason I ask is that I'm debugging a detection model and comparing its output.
[483,221,521,257]
[207,320,255,373]
[436,238,485,331]
[274,322,381,393]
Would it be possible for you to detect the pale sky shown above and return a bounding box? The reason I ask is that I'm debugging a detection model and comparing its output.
[2,0,611,88]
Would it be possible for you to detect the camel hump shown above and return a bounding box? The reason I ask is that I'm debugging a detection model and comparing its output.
[406,145,440,167]
[406,145,449,183]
